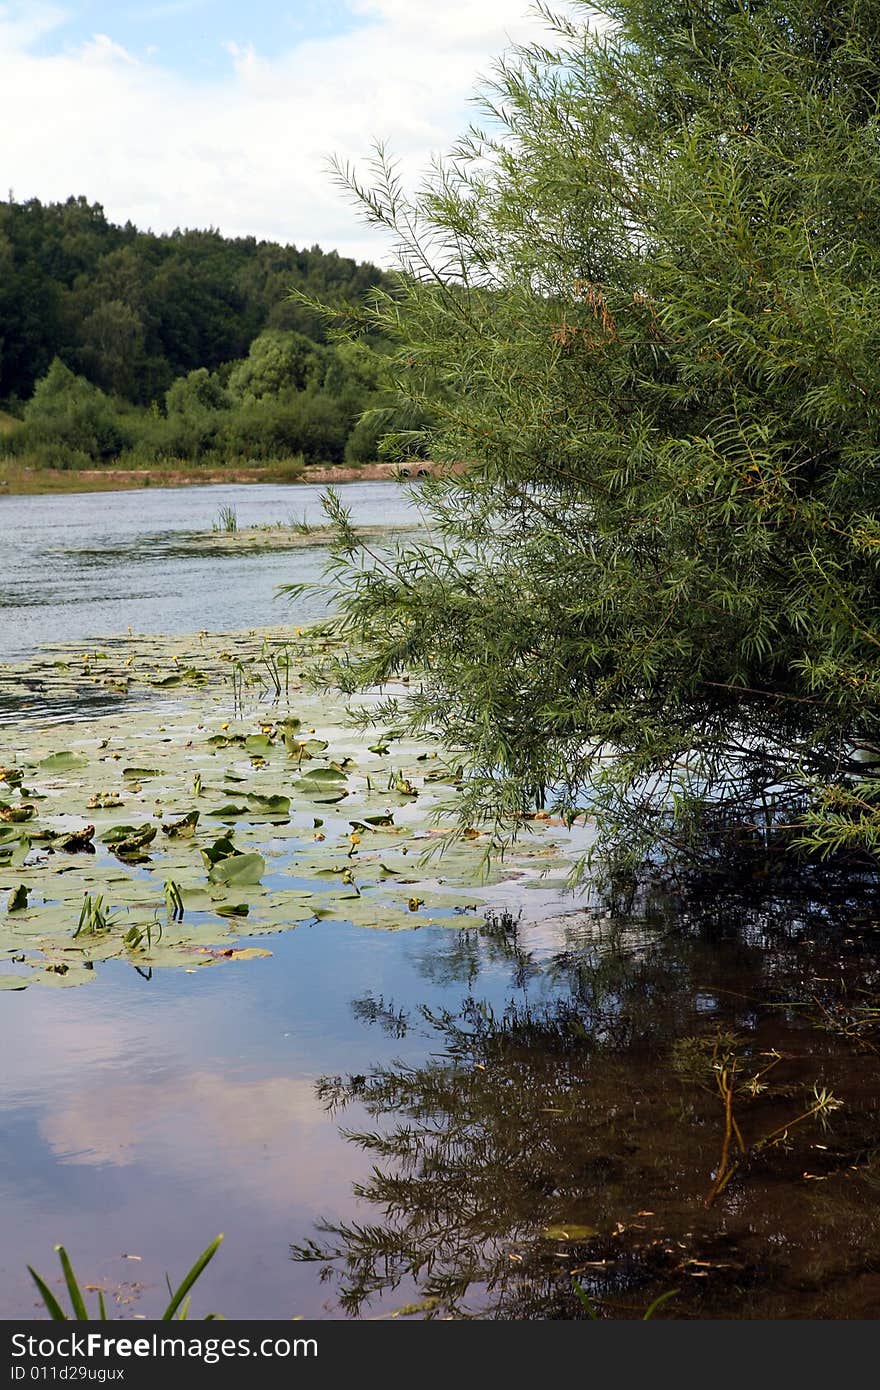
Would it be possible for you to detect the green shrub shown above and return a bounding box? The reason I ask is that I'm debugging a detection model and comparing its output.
[16,359,130,461]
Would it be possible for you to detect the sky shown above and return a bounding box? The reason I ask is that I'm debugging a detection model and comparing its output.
[0,0,561,264]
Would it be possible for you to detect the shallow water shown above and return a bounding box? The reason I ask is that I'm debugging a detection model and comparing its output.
[4,884,880,1321]
[0,916,576,1319]
[3,484,880,1321]
[0,481,421,660]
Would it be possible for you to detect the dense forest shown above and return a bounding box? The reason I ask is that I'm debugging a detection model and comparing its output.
[0,195,414,471]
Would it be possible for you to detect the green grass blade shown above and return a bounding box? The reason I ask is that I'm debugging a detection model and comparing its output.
[161,1235,223,1320]
[572,1279,600,1318]
[27,1266,68,1321]
[642,1288,679,1320]
[97,1289,107,1320]
[56,1246,89,1321]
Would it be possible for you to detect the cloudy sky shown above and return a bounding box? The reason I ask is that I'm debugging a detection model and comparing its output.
[0,0,560,264]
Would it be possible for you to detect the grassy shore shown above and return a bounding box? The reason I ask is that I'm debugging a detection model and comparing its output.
[0,456,429,496]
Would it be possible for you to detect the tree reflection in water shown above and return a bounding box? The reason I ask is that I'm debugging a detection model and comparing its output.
[293,871,880,1319]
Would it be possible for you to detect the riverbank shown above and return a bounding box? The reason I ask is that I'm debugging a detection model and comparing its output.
[0,458,443,496]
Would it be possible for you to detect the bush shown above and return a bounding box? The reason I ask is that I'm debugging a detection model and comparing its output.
[16,359,130,461]
[221,392,351,464]
[227,331,327,404]
[314,0,880,872]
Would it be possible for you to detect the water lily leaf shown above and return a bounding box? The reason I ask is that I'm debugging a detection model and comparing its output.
[108,825,156,862]
[208,946,270,960]
[541,1225,599,1242]
[57,825,96,853]
[295,768,348,803]
[10,836,32,867]
[201,835,239,868]
[87,792,125,809]
[246,793,291,814]
[208,852,265,886]
[7,883,29,911]
[208,804,248,817]
[102,823,155,846]
[214,903,249,918]
[245,735,274,754]
[39,752,87,771]
[0,803,36,823]
[162,810,200,838]
[36,965,99,988]
[122,766,160,779]
[0,975,28,990]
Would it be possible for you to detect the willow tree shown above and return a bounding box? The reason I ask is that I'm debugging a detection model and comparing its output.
[311,0,880,872]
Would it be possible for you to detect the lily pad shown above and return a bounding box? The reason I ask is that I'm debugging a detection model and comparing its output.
[39,752,87,772]
[7,884,30,912]
[541,1224,600,1242]
[208,852,266,887]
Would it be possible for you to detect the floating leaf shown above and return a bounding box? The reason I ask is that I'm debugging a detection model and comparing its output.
[208,852,265,886]
[201,835,239,868]
[10,835,31,867]
[246,793,291,814]
[541,1225,599,1242]
[7,883,30,912]
[102,823,154,845]
[162,810,200,838]
[209,946,270,960]
[57,825,96,853]
[39,752,87,772]
[245,735,274,754]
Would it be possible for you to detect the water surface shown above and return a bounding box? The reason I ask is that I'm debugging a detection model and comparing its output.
[4,483,880,1321]
[1,482,421,660]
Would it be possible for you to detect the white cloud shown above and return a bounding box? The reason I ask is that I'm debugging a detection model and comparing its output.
[0,2,560,262]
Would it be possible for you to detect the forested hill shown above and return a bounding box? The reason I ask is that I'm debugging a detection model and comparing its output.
[0,196,427,474]
[0,195,390,405]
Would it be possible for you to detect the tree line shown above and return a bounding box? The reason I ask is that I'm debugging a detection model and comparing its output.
[0,195,420,469]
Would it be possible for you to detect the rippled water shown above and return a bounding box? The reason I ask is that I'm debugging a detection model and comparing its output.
[1,481,421,660]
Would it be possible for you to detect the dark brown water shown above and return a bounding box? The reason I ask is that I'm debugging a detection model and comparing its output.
[286,874,880,1320]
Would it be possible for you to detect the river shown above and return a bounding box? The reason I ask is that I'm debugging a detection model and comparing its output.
[1,481,420,661]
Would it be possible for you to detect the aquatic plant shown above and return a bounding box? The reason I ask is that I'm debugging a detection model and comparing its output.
[572,1282,679,1321]
[212,505,238,534]
[29,1236,224,1320]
